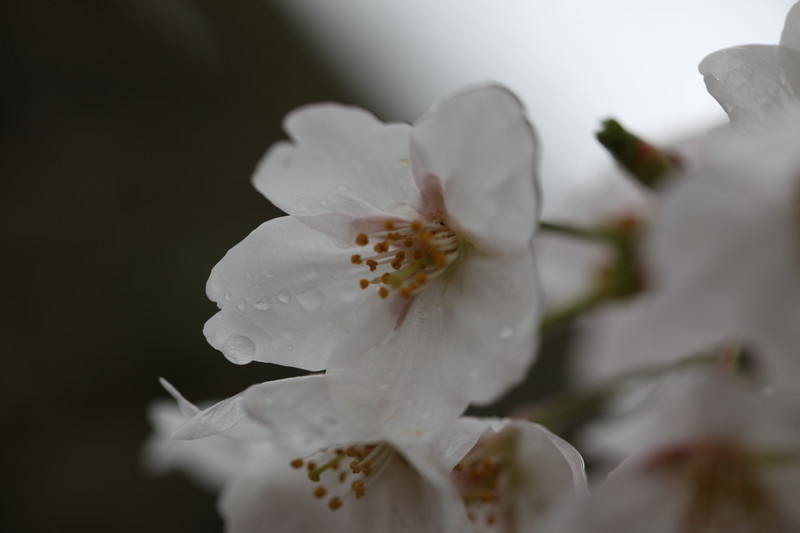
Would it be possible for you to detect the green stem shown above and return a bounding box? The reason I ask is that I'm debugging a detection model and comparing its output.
[539,221,621,243]
[539,287,609,335]
[523,353,716,434]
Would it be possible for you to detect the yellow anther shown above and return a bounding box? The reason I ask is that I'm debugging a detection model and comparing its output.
[328,497,343,511]
[415,272,427,285]
[391,259,403,270]
[383,220,395,230]
[366,260,378,272]
[290,458,304,469]
[412,250,423,259]
[419,231,433,244]
[338,472,347,483]
[350,461,362,474]
[381,273,391,284]
[379,287,390,299]
[351,254,363,265]
[373,241,389,253]
[410,220,423,231]
[387,232,400,241]
[352,480,366,499]
[403,237,414,247]
[346,446,359,457]
[361,462,373,476]
[360,279,370,290]
[313,486,327,499]
[355,233,369,246]
[400,286,414,299]
[307,461,317,471]
[394,250,405,260]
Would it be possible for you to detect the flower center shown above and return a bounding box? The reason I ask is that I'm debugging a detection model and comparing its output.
[289,442,396,511]
[451,430,520,529]
[647,439,778,532]
[351,218,471,299]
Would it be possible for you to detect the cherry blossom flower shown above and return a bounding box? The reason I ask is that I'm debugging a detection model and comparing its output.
[700,1,800,131]
[451,419,587,532]
[164,375,486,532]
[559,371,800,533]
[570,123,800,397]
[203,85,541,441]
[165,374,587,533]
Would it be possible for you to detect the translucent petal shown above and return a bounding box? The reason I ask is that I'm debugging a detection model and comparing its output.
[243,375,378,456]
[204,216,399,370]
[410,85,540,252]
[699,45,800,131]
[439,249,540,404]
[253,104,420,226]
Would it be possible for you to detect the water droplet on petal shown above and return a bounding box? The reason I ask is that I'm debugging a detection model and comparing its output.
[236,299,247,312]
[499,325,515,340]
[297,288,324,313]
[223,291,231,302]
[277,290,291,304]
[220,334,256,363]
[253,298,272,311]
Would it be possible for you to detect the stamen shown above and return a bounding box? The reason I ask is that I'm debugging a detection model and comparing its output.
[328,497,343,510]
[293,442,398,512]
[350,217,469,300]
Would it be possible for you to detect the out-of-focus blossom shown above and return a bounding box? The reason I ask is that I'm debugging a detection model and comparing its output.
[203,85,542,442]
[701,1,800,131]
[559,371,800,533]
[572,124,800,395]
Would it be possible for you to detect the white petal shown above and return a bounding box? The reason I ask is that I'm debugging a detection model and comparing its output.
[410,85,540,252]
[781,1,800,94]
[171,391,271,442]
[158,377,200,418]
[699,45,800,131]
[204,216,398,369]
[352,457,471,533]
[243,375,378,456]
[326,287,471,445]
[439,249,540,404]
[253,103,420,226]
[514,422,588,498]
[219,448,359,533]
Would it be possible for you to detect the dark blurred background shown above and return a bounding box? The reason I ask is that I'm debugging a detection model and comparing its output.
[0,2,566,531]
